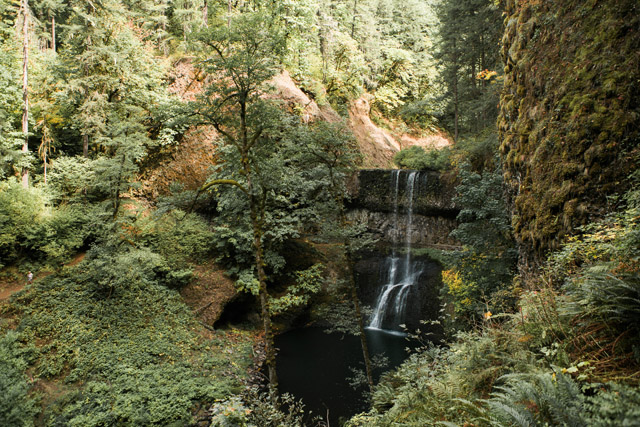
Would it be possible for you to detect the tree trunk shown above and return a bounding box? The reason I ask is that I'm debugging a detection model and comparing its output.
[51,15,55,51]
[348,252,374,391]
[202,0,208,27]
[333,175,374,392]
[240,90,278,400]
[83,134,89,157]
[162,20,168,56]
[21,0,29,188]
[351,0,358,38]
[452,39,459,142]
[112,153,126,219]
[481,35,487,129]
[247,179,278,402]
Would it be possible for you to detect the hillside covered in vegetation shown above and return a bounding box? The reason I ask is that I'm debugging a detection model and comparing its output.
[1,0,639,426]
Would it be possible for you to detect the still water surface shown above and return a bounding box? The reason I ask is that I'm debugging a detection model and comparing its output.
[275,327,417,425]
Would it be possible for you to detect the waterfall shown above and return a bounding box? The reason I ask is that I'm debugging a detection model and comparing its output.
[368,170,424,333]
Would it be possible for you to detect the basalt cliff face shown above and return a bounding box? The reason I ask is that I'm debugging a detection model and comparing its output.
[347,169,459,248]
[499,0,640,268]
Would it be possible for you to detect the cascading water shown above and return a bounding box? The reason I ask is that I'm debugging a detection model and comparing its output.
[368,170,424,333]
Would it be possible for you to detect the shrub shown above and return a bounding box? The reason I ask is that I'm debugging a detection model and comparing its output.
[0,331,38,426]
[393,145,451,171]
[0,179,89,268]
[443,161,517,324]
[486,373,640,427]
[210,388,310,427]
[9,256,255,425]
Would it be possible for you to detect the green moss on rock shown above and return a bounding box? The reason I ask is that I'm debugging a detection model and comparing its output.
[499,0,640,266]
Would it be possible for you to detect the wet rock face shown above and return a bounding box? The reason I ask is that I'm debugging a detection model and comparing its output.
[347,169,459,247]
[348,209,458,247]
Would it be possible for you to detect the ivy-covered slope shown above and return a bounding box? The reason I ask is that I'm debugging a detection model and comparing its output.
[499,0,640,266]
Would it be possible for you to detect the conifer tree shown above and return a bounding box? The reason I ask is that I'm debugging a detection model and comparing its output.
[433,0,502,139]
[20,0,29,188]
[0,0,23,180]
[57,0,167,216]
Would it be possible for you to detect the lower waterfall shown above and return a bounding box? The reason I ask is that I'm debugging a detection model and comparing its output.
[368,170,424,334]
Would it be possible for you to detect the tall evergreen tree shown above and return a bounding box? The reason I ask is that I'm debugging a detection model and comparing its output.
[0,0,24,180]
[20,0,30,188]
[31,0,66,51]
[433,0,502,140]
[56,0,168,216]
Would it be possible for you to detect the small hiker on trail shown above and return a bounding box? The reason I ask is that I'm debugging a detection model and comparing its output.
[27,271,33,284]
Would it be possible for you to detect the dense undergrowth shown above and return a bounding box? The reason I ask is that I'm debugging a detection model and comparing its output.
[9,272,253,425]
[0,179,259,426]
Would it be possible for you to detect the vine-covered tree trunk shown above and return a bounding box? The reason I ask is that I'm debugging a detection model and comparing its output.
[21,0,29,188]
[250,201,278,399]
[347,252,374,391]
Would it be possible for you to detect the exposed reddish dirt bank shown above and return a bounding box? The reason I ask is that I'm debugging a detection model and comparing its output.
[180,261,238,327]
[140,60,452,197]
[0,253,86,302]
[348,95,452,168]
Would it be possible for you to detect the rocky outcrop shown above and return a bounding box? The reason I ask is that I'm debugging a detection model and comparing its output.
[347,169,459,247]
[499,0,640,267]
[347,210,458,248]
[268,70,342,123]
[348,96,452,169]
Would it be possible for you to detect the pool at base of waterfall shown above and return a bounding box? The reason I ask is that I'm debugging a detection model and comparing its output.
[275,327,419,425]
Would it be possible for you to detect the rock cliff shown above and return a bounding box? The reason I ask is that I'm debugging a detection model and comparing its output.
[499,0,640,267]
[347,169,459,248]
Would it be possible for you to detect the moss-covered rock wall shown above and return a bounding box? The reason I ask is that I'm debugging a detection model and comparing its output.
[499,0,640,266]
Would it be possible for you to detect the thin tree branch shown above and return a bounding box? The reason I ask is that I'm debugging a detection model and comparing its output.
[201,178,249,196]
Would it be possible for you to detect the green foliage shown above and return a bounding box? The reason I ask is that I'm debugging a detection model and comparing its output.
[53,3,172,216]
[443,160,517,323]
[8,253,254,425]
[433,0,504,139]
[487,372,586,426]
[0,179,89,268]
[346,328,539,426]
[549,183,640,364]
[269,264,324,316]
[0,0,22,180]
[348,179,640,426]
[585,382,640,426]
[46,156,94,202]
[0,331,38,427]
[210,387,310,427]
[484,373,640,427]
[453,130,501,172]
[137,210,215,269]
[393,146,451,171]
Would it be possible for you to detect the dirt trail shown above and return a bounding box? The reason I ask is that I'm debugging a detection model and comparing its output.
[0,252,86,302]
